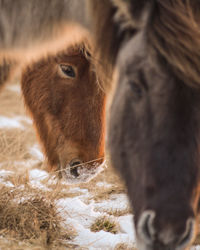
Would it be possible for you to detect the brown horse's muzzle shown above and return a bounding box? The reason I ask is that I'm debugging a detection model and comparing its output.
[58,148,105,183]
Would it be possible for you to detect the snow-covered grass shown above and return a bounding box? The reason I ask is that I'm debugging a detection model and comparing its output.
[0,161,135,249]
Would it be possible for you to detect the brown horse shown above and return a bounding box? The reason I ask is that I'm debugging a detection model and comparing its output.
[21,40,105,181]
[1,0,200,249]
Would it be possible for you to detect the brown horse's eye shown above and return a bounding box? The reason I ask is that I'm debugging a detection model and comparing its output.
[59,64,76,78]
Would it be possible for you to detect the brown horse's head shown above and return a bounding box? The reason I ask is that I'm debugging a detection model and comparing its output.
[21,41,105,182]
[91,0,200,249]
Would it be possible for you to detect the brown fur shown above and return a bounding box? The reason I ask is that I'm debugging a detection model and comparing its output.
[21,41,105,176]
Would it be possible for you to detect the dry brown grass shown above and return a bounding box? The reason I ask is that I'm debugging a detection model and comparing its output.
[0,239,84,250]
[99,207,132,217]
[0,84,81,248]
[0,129,35,165]
[0,185,76,249]
[114,243,137,250]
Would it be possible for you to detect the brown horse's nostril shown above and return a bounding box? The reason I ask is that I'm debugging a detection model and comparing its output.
[69,159,82,177]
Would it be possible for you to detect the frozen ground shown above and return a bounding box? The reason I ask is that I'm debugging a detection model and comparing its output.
[0,166,135,249]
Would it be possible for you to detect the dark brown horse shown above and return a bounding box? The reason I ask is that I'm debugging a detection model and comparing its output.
[21,39,105,181]
[1,0,200,249]
[90,1,200,249]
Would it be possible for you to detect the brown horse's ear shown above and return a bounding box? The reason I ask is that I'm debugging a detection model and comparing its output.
[111,0,154,30]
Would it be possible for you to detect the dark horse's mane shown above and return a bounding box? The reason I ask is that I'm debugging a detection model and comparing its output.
[90,0,200,89]
[149,0,200,88]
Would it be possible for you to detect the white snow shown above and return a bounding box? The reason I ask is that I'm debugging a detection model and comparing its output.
[118,215,135,238]
[0,115,32,130]
[69,187,89,194]
[0,169,13,177]
[15,116,33,125]
[94,193,130,212]
[29,169,50,190]
[0,170,14,187]
[0,180,14,188]
[29,169,49,181]
[0,116,24,129]
[29,144,44,161]
[57,195,135,249]
[6,84,21,94]
[96,181,113,188]
[73,228,133,250]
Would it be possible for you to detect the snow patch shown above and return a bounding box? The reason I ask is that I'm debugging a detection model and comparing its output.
[56,195,135,249]
[96,181,113,188]
[69,187,88,194]
[0,116,24,129]
[118,215,135,237]
[0,169,13,177]
[6,84,21,93]
[94,193,130,212]
[15,116,32,125]
[29,169,49,181]
[29,169,50,190]
[29,145,44,161]
[0,170,14,187]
